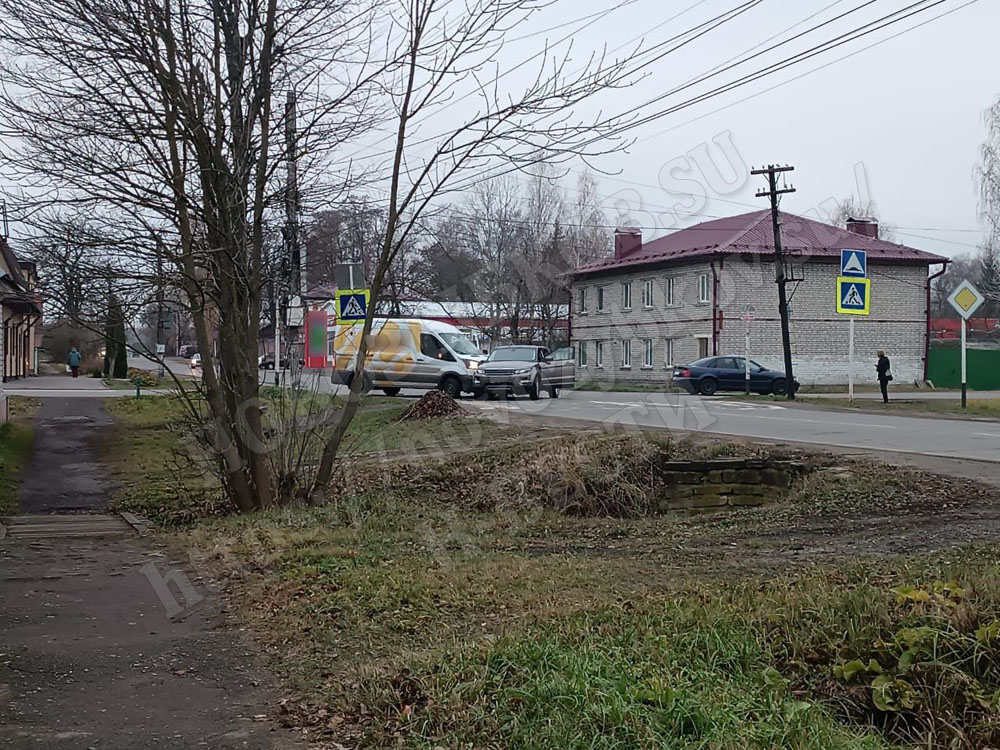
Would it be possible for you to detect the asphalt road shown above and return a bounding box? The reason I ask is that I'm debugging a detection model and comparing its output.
[462,390,1000,464]
[8,373,998,463]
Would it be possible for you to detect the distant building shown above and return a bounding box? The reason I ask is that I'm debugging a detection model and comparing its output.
[0,238,42,382]
[568,211,948,386]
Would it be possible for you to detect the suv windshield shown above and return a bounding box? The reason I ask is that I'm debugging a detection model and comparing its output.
[488,347,538,362]
[439,332,480,357]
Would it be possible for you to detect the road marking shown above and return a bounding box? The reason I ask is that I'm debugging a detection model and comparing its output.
[973,432,1000,438]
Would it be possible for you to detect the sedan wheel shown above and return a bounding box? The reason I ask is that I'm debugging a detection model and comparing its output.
[698,377,718,396]
[771,378,787,396]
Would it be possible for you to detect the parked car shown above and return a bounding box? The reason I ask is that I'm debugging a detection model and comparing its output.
[474,345,575,400]
[189,352,202,369]
[178,345,197,359]
[257,354,303,370]
[332,318,484,398]
[671,356,798,396]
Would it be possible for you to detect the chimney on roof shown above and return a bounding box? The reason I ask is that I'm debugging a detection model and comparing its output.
[845,217,879,239]
[614,227,642,259]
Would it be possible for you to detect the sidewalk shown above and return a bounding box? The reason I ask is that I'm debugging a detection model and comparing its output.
[0,397,302,749]
[6,374,110,391]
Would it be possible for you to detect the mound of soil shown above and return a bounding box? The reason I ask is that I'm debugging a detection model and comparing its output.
[398,390,469,421]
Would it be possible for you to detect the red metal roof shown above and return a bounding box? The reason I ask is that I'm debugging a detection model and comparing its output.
[573,210,949,276]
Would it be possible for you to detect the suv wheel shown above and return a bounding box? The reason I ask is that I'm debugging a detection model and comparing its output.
[527,371,542,401]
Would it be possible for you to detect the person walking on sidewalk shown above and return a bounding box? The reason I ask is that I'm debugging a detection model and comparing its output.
[67,347,82,378]
[876,349,892,404]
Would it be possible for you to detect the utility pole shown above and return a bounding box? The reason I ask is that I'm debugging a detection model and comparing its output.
[276,89,301,387]
[752,164,797,400]
[155,246,166,379]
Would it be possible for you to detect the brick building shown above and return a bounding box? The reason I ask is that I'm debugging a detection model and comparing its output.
[569,211,948,386]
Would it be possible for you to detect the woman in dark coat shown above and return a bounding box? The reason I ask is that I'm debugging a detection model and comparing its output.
[876,350,891,404]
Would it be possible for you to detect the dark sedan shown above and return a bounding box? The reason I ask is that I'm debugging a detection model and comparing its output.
[671,356,798,396]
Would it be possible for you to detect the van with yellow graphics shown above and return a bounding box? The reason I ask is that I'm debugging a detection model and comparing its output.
[332,318,485,397]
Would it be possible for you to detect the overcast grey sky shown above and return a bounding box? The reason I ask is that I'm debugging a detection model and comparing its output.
[514,0,997,259]
[1,0,993,261]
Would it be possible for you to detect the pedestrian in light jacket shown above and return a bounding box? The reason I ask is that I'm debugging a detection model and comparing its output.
[876,350,891,404]
[68,347,82,379]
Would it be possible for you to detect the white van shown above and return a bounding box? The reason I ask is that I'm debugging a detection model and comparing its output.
[332,318,485,397]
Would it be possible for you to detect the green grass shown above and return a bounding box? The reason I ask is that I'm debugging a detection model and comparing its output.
[0,397,40,515]
[800,397,1000,419]
[101,392,517,524]
[0,421,34,515]
[178,486,1000,749]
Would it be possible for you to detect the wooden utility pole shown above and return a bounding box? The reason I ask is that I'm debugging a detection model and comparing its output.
[752,164,797,400]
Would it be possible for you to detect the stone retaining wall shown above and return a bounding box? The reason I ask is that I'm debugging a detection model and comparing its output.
[657,458,803,512]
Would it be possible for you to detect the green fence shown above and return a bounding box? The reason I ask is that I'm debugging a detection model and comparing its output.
[927,347,1000,390]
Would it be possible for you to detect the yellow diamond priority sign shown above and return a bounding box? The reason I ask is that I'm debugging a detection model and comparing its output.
[947,279,986,320]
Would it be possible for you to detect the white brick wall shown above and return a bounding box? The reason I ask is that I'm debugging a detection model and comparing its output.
[571,257,931,386]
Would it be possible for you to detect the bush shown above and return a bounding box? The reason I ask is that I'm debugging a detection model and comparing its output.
[126,367,159,387]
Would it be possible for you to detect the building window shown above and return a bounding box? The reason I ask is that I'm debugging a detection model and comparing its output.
[665,277,675,306]
[578,342,587,367]
[622,282,632,310]
[697,337,709,359]
[595,341,604,367]
[621,340,632,368]
[578,287,587,313]
[597,287,605,312]
[698,273,710,303]
[664,338,674,367]
[642,279,653,307]
[643,339,653,368]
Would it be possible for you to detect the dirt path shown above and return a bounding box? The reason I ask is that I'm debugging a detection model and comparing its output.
[0,398,304,749]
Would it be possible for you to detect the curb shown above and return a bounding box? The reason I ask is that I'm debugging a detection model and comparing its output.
[118,511,154,535]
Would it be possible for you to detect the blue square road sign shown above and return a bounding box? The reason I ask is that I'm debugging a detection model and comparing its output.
[840,249,867,278]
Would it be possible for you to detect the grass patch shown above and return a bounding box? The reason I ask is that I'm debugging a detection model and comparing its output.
[101,392,526,525]
[800,397,1000,419]
[0,421,34,515]
[177,471,1000,749]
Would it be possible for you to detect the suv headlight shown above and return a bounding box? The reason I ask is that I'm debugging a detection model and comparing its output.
[514,368,533,376]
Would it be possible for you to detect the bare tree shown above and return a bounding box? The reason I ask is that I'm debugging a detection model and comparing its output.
[978,97,1000,315]
[0,0,380,511]
[307,0,632,501]
[826,198,897,242]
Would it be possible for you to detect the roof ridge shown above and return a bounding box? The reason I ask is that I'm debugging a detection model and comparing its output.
[715,210,771,254]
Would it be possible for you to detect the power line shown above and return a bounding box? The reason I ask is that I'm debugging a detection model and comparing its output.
[628,0,981,145]
[584,0,958,145]
[330,0,759,171]
[441,0,978,197]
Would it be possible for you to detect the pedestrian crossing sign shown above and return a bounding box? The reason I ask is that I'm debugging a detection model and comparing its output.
[836,276,870,315]
[335,288,370,325]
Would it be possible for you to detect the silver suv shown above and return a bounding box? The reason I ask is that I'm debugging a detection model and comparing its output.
[474,345,575,400]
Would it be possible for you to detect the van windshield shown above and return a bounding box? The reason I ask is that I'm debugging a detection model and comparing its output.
[439,332,480,357]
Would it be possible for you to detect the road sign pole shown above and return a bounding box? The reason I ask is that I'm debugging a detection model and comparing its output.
[848,316,855,403]
[745,320,751,395]
[961,318,967,409]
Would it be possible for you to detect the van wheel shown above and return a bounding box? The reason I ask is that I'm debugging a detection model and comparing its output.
[439,376,461,398]
[345,373,372,394]
[381,387,401,397]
